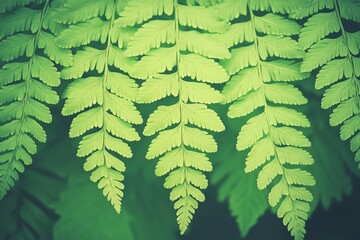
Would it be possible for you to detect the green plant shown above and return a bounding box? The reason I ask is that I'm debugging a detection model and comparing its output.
[294,0,360,168]
[0,0,359,239]
[118,0,229,233]
[56,0,143,214]
[218,1,315,239]
[0,0,71,199]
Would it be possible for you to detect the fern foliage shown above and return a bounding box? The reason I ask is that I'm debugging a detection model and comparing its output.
[1,1,360,238]
[219,0,315,239]
[297,0,360,168]
[56,0,142,214]
[119,0,229,234]
[0,0,71,199]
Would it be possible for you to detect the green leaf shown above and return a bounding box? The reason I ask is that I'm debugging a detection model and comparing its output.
[57,18,110,48]
[31,55,61,87]
[255,13,301,36]
[0,0,34,14]
[258,35,304,59]
[56,0,114,24]
[301,37,347,72]
[130,47,176,79]
[182,104,225,132]
[221,45,258,76]
[126,20,175,57]
[0,0,66,199]
[299,11,340,49]
[0,7,40,39]
[300,0,360,169]
[178,5,228,33]
[38,31,73,67]
[228,90,264,118]
[222,67,261,103]
[221,2,315,239]
[265,83,307,105]
[179,31,230,59]
[144,104,180,136]
[61,47,106,79]
[237,114,268,151]
[59,0,142,213]
[181,81,223,104]
[62,77,103,116]
[0,33,35,61]
[315,58,352,90]
[322,78,359,109]
[339,0,360,23]
[262,60,309,82]
[118,0,174,27]
[179,53,229,83]
[122,0,228,233]
[245,137,274,172]
[146,126,182,160]
[136,74,179,103]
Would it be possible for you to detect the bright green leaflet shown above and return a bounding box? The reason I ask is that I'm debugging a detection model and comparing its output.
[119,0,229,234]
[298,0,360,168]
[218,0,315,239]
[56,0,142,213]
[0,0,72,199]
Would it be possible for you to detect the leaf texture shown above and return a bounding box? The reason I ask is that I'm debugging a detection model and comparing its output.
[0,0,71,199]
[57,0,142,213]
[219,0,315,239]
[120,0,229,234]
[299,0,360,168]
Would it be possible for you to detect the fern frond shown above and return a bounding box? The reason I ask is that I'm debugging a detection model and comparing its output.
[58,0,142,213]
[120,0,228,234]
[221,1,315,239]
[300,0,360,168]
[0,0,71,199]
